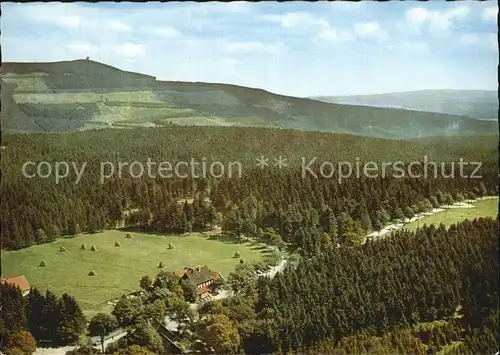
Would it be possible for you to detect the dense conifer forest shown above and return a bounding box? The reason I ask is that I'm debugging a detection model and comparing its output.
[1,127,497,250]
[1,126,498,354]
[243,218,499,354]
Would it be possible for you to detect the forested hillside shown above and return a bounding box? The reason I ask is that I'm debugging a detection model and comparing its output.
[1,125,498,354]
[230,218,499,354]
[2,60,498,138]
[1,127,497,250]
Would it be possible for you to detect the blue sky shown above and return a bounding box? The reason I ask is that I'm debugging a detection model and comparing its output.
[1,1,498,96]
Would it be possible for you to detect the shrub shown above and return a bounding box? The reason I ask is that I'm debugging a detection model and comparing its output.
[455,192,465,202]
[89,270,96,276]
[81,244,86,250]
[39,260,47,267]
[59,246,66,252]
[234,251,241,258]
[266,252,281,267]
[239,258,245,264]
[158,261,164,268]
[115,241,121,247]
[125,233,132,239]
[91,245,97,251]
[7,331,36,355]
[252,261,265,271]
[167,243,174,250]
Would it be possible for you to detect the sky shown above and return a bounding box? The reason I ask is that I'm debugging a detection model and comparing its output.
[1,1,498,97]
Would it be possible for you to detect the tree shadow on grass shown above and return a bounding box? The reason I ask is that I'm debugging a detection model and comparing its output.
[251,245,267,250]
[117,227,197,238]
[206,234,248,245]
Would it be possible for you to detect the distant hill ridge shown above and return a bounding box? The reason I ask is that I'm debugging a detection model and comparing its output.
[2,59,155,79]
[312,89,499,120]
[1,59,497,139]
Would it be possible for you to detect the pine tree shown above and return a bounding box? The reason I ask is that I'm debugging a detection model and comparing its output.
[0,283,27,346]
[42,290,59,344]
[55,294,85,345]
[26,288,46,341]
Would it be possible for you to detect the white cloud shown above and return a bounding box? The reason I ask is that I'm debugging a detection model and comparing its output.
[405,8,429,29]
[141,26,183,39]
[431,6,470,34]
[261,11,355,45]
[64,41,100,56]
[354,22,380,36]
[22,6,83,28]
[482,6,498,21]
[64,41,145,60]
[17,3,87,28]
[486,33,498,50]
[114,43,145,58]
[102,20,132,32]
[402,41,430,54]
[55,15,83,28]
[405,5,471,36]
[221,57,241,68]
[327,2,364,11]
[15,3,134,33]
[226,41,284,55]
[315,28,353,43]
[260,11,330,30]
[460,34,481,45]
[460,33,497,51]
[354,22,388,42]
[384,41,429,54]
[189,1,253,15]
[446,6,470,20]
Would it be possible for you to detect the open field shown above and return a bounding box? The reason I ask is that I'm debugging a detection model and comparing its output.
[1,230,269,310]
[13,91,162,104]
[403,197,498,231]
[2,75,51,92]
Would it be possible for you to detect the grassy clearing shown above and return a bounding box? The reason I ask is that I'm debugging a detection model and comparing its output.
[107,109,195,123]
[3,76,50,92]
[89,102,198,127]
[164,115,249,127]
[13,91,162,104]
[403,198,498,231]
[1,230,267,310]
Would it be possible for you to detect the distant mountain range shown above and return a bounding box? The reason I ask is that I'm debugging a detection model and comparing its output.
[1,60,498,139]
[311,90,498,120]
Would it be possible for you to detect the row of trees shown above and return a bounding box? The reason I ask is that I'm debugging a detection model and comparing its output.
[0,285,85,353]
[76,269,201,354]
[0,282,165,355]
[12,267,200,354]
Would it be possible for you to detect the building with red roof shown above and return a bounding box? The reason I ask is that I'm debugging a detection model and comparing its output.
[173,266,222,300]
[1,275,31,296]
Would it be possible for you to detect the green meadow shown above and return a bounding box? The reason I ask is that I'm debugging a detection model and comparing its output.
[403,197,498,231]
[1,230,268,310]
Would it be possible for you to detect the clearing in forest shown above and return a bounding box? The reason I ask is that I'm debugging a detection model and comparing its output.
[403,197,498,231]
[1,230,268,310]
